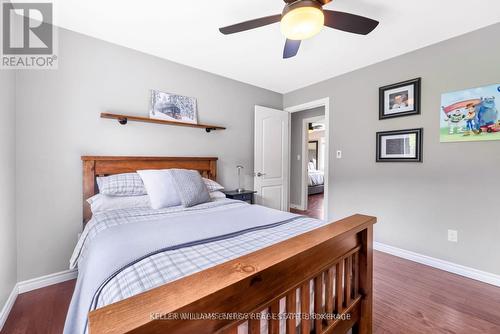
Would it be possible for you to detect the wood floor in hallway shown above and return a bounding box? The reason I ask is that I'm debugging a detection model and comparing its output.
[290,193,324,219]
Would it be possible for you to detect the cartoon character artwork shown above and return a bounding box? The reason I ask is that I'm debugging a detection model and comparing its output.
[442,106,466,135]
[463,103,480,136]
[440,84,500,142]
[476,97,500,133]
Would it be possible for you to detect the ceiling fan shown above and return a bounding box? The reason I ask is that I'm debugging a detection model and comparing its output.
[309,122,324,131]
[219,0,379,59]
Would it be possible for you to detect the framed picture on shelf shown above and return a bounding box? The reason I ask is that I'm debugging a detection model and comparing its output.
[376,128,423,162]
[379,78,421,120]
[149,89,198,124]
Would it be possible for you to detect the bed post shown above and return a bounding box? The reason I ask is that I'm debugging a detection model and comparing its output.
[209,159,217,181]
[82,158,96,225]
[355,224,373,333]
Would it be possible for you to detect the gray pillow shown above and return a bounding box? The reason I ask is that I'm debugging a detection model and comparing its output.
[169,169,210,207]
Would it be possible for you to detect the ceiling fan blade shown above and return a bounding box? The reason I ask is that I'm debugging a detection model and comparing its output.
[323,10,379,35]
[283,39,301,59]
[219,14,281,35]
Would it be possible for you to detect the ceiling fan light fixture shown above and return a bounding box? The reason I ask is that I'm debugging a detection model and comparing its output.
[280,3,324,40]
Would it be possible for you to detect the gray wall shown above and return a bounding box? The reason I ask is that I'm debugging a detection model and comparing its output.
[0,71,17,307]
[284,23,500,275]
[290,107,325,206]
[9,21,500,284]
[15,28,282,280]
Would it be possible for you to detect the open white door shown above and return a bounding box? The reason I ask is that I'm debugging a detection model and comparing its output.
[254,106,289,211]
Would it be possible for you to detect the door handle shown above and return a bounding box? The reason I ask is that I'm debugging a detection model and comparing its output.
[255,172,266,177]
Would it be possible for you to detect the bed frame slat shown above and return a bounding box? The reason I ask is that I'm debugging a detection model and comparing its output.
[345,256,353,307]
[335,261,343,314]
[248,318,260,334]
[300,281,311,334]
[354,252,359,299]
[325,267,334,326]
[314,273,324,333]
[286,289,297,334]
[269,301,280,334]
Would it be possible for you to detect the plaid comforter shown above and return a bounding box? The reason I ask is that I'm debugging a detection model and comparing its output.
[67,199,328,334]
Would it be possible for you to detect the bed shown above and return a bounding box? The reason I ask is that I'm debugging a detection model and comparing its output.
[69,156,376,334]
[308,168,324,195]
[308,161,324,195]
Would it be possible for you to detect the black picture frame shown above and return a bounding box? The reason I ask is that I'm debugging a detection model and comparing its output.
[376,128,423,162]
[379,78,421,120]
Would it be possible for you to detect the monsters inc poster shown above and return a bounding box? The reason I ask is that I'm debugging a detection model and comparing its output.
[441,84,500,142]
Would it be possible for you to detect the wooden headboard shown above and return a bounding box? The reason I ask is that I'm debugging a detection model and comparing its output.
[82,156,218,225]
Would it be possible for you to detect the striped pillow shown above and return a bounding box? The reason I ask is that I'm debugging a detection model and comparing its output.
[97,173,147,196]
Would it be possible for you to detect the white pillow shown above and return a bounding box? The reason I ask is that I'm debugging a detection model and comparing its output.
[137,169,182,209]
[87,194,150,214]
[203,178,224,192]
[209,191,226,200]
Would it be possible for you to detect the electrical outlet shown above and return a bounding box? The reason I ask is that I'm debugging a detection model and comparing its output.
[447,229,458,242]
[336,150,342,159]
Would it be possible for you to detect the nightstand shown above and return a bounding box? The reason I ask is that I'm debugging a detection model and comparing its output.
[223,190,257,204]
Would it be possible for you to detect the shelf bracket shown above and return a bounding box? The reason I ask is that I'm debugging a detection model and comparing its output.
[205,127,217,133]
[118,117,128,125]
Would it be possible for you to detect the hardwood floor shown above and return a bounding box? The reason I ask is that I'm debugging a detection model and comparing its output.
[1,279,75,334]
[2,252,500,334]
[290,193,324,219]
[373,252,500,334]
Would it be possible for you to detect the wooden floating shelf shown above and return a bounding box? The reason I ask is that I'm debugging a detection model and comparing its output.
[100,113,226,133]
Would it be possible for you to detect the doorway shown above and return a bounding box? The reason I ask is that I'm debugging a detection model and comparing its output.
[286,98,330,221]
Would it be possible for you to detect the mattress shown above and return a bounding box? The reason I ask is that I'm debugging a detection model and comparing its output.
[65,198,328,334]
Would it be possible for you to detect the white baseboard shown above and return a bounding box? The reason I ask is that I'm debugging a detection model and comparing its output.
[290,203,307,211]
[374,241,500,287]
[18,269,77,294]
[0,269,77,330]
[0,284,18,331]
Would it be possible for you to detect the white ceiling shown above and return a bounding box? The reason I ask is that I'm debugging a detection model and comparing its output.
[53,0,500,93]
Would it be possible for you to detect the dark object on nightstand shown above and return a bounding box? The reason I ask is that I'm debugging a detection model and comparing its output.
[223,190,257,204]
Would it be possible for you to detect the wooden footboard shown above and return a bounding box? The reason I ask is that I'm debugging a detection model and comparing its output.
[88,214,376,334]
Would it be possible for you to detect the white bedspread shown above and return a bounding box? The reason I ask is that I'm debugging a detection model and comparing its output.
[308,169,324,186]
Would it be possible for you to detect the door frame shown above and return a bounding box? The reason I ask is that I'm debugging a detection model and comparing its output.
[285,97,330,221]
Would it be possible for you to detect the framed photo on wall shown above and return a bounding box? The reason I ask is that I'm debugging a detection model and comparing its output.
[376,128,423,162]
[379,78,421,119]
